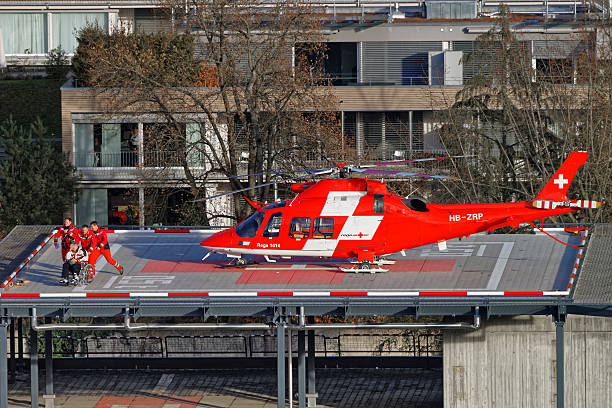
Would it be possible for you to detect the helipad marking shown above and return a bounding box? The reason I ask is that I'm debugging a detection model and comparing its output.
[485,242,514,290]
[94,244,122,272]
[103,275,119,289]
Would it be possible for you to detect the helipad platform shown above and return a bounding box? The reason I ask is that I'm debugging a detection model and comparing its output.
[0,228,582,298]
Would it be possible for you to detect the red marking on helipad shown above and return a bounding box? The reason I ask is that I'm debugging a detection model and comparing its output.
[236,268,345,285]
[95,395,200,408]
[142,259,455,274]
[139,259,454,285]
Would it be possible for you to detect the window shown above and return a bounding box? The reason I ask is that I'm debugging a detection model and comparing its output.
[374,194,384,214]
[235,212,265,238]
[52,12,108,53]
[0,13,47,54]
[313,217,334,239]
[263,201,287,210]
[289,217,311,239]
[262,212,283,238]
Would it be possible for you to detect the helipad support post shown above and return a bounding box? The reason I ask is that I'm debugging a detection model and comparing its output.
[0,317,8,408]
[307,316,317,407]
[555,311,566,408]
[18,318,24,371]
[298,330,306,408]
[30,318,38,408]
[9,319,15,383]
[277,318,286,408]
[44,317,55,408]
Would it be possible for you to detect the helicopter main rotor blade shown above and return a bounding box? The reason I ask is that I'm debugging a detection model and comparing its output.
[227,167,333,179]
[193,168,334,202]
[357,155,473,168]
[349,168,456,179]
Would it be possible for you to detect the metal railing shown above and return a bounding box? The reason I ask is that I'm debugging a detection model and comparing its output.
[75,151,189,168]
[320,75,454,87]
[31,332,442,358]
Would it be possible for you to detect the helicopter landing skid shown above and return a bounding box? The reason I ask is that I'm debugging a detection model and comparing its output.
[338,258,393,273]
[338,265,388,274]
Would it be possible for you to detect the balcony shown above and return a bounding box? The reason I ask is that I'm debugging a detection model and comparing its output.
[75,151,208,182]
[75,151,195,168]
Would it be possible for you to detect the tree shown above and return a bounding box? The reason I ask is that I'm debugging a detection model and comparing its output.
[0,117,79,232]
[72,0,341,225]
[433,6,611,223]
[45,46,70,80]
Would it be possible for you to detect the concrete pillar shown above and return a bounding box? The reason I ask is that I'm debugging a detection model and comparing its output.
[44,319,54,408]
[0,318,8,408]
[137,122,145,228]
[555,316,565,408]
[138,188,145,227]
[137,122,144,166]
[30,320,38,408]
[298,330,306,408]
[277,320,286,408]
[408,110,413,155]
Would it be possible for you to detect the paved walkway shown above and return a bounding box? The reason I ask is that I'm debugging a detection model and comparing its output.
[7,368,442,407]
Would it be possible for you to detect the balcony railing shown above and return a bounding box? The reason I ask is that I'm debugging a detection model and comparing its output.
[75,151,194,168]
[321,75,456,87]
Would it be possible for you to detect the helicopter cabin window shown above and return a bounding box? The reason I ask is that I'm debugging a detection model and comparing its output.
[235,212,265,238]
[313,217,334,239]
[262,212,283,238]
[289,217,311,239]
[374,194,384,214]
[263,201,287,210]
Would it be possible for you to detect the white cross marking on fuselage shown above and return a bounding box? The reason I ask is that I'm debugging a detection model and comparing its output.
[553,174,569,189]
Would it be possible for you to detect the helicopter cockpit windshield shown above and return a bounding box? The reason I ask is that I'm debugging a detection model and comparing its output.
[235,212,265,238]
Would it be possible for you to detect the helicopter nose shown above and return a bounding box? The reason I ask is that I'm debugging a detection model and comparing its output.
[200,229,232,250]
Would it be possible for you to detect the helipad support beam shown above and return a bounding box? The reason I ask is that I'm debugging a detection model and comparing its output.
[298,330,306,408]
[307,316,317,407]
[277,319,286,408]
[555,312,566,408]
[0,317,8,408]
[9,319,15,383]
[30,319,38,408]
[44,317,55,408]
[18,318,24,371]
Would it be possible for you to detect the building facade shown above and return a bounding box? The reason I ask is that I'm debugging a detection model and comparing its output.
[1,0,603,225]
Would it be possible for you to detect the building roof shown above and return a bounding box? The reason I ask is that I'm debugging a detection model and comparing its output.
[0,225,55,284]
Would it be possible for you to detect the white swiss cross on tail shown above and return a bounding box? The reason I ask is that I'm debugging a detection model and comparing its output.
[553,174,568,189]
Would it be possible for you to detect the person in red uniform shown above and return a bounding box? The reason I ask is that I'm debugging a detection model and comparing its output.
[53,218,78,262]
[89,221,123,275]
[76,224,98,278]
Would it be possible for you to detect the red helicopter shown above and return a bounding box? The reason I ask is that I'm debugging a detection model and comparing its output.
[200,152,601,272]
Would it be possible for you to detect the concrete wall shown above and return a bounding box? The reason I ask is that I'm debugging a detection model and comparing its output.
[444,315,612,408]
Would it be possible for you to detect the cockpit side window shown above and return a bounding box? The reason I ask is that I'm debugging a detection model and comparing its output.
[289,217,311,239]
[374,194,384,214]
[235,212,265,238]
[262,212,283,238]
[313,217,334,239]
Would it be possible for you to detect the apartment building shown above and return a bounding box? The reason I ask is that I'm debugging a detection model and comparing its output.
[0,0,601,225]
